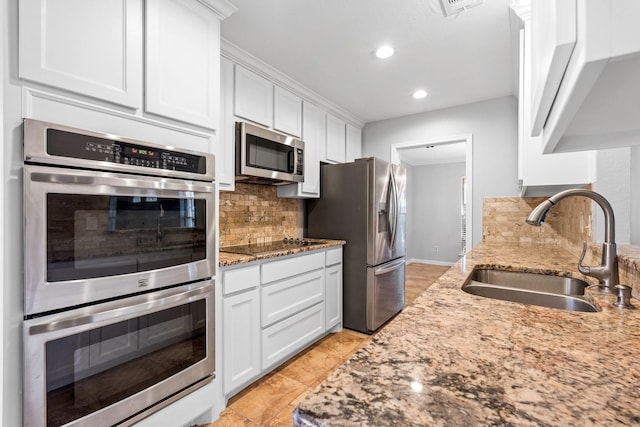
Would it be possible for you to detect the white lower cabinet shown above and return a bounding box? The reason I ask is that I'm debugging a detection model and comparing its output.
[325,247,343,330]
[222,265,261,395]
[222,288,261,395]
[221,247,343,397]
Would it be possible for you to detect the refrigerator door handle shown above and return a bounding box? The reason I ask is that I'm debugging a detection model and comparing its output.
[374,257,405,275]
[388,170,398,249]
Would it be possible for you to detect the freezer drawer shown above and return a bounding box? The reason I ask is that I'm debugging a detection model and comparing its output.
[366,258,405,331]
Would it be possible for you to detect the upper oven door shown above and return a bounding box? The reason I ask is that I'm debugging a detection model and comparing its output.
[24,165,216,316]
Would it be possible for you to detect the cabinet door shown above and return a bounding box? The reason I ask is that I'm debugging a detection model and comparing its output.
[234,66,273,127]
[223,288,261,395]
[277,101,324,198]
[326,114,346,163]
[219,57,236,191]
[273,87,302,137]
[530,0,577,136]
[19,0,143,108]
[302,103,325,196]
[325,263,342,330]
[145,0,220,129]
[519,21,595,191]
[346,124,362,163]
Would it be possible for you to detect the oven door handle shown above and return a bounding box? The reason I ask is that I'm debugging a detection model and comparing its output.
[28,168,214,194]
[27,282,213,335]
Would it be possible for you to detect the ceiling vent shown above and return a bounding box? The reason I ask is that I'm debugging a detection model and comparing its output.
[435,0,485,17]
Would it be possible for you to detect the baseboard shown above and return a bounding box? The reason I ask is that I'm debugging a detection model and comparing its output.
[407,258,456,267]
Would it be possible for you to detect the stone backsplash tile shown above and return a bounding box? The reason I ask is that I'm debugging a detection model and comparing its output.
[482,195,591,252]
[219,183,303,247]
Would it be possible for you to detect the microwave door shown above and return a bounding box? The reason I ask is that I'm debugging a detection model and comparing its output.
[236,121,304,183]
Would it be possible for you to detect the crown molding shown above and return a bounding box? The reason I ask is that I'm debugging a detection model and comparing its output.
[221,38,365,128]
[197,0,238,20]
[509,1,530,24]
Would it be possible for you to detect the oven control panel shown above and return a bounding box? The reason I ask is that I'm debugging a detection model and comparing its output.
[45,128,207,175]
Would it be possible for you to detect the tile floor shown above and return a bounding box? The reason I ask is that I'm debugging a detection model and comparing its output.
[206,262,451,427]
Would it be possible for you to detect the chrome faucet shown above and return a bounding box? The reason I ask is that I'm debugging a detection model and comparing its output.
[526,189,619,293]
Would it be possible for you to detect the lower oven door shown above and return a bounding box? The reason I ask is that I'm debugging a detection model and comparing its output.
[23,280,214,427]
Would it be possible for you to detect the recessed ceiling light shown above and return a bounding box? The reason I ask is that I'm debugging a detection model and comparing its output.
[374,45,395,59]
[412,89,427,99]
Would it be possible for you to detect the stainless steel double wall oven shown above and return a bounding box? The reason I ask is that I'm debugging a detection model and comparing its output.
[22,120,216,427]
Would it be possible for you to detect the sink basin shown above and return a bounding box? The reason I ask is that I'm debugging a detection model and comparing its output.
[462,269,600,312]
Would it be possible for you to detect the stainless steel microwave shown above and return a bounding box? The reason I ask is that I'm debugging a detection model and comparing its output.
[236,121,304,184]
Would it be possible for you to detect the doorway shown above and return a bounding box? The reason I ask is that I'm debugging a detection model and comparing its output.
[390,134,473,263]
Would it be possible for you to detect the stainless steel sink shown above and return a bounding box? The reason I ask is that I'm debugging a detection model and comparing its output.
[462,269,600,312]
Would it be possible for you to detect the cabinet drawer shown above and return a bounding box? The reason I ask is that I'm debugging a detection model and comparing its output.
[222,265,260,295]
[262,303,324,370]
[261,270,324,327]
[261,252,324,284]
[325,247,342,266]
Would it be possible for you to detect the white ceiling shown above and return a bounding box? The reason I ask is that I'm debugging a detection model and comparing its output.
[221,0,518,125]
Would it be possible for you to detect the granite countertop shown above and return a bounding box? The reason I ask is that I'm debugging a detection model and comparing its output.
[294,242,640,426]
[218,239,345,267]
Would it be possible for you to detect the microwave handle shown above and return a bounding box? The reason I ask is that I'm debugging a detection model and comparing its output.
[288,150,295,173]
[27,282,213,335]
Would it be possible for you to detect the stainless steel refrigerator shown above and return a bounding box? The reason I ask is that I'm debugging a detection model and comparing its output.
[306,157,406,333]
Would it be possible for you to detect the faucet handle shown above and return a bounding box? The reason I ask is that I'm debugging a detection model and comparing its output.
[578,241,591,275]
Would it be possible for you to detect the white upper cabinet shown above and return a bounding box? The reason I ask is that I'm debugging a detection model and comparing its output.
[273,87,302,137]
[325,114,346,163]
[345,124,362,163]
[532,0,640,153]
[519,20,595,194]
[234,66,273,127]
[19,0,143,108]
[530,0,576,136]
[219,57,236,191]
[145,0,220,129]
[19,0,233,131]
[277,101,324,198]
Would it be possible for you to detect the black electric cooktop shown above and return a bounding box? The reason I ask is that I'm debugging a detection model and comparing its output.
[220,238,326,256]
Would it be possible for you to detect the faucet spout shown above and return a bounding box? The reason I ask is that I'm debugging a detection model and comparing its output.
[526,189,618,292]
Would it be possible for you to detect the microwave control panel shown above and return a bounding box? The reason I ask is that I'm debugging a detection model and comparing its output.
[296,148,304,175]
[44,128,207,175]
